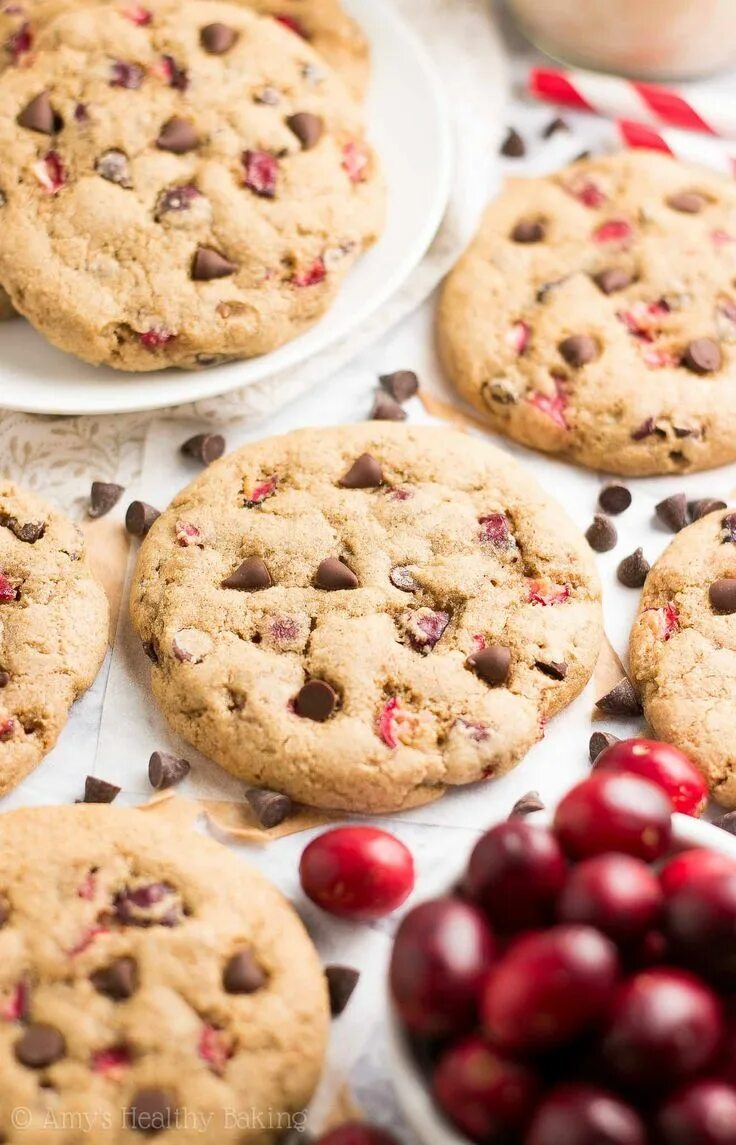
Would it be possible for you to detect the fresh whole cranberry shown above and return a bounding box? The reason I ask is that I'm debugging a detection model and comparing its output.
[557,853,663,946]
[594,738,708,817]
[659,849,736,897]
[665,871,736,988]
[656,1079,736,1145]
[299,827,414,920]
[390,898,495,1036]
[465,820,567,932]
[432,1035,539,1142]
[482,924,620,1053]
[601,969,724,1089]
[554,773,673,862]
[524,1083,647,1145]
[313,1124,400,1145]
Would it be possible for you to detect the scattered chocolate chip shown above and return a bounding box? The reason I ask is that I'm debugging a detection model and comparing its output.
[511,219,545,243]
[535,660,568,680]
[294,680,337,722]
[156,117,199,154]
[380,370,419,403]
[558,334,599,367]
[315,557,358,591]
[586,515,617,553]
[712,810,736,836]
[17,90,60,135]
[192,246,237,281]
[142,641,158,664]
[0,671,9,689]
[537,278,566,303]
[181,433,225,466]
[500,127,525,157]
[148,751,190,790]
[286,111,323,150]
[631,418,658,442]
[595,677,642,717]
[127,1088,176,1134]
[114,883,182,928]
[125,501,160,538]
[200,22,238,53]
[710,577,736,614]
[95,149,132,187]
[83,776,120,804]
[371,391,406,422]
[682,338,722,375]
[722,512,736,542]
[339,453,383,489]
[593,267,633,295]
[655,493,688,533]
[326,965,359,1016]
[465,646,511,686]
[88,481,124,519]
[599,484,632,515]
[589,730,620,764]
[223,949,266,994]
[509,791,545,818]
[0,896,9,927]
[91,957,139,1000]
[542,116,569,138]
[0,511,45,543]
[15,1024,65,1069]
[689,498,727,522]
[245,786,294,829]
[617,548,650,588]
[667,191,706,214]
[222,557,272,591]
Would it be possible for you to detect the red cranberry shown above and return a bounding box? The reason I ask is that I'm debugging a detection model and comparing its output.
[432,1035,538,1142]
[595,739,708,817]
[554,773,673,862]
[465,821,567,932]
[656,1080,736,1145]
[390,898,495,1036]
[525,1084,646,1145]
[665,871,736,988]
[299,827,413,920]
[557,853,663,946]
[601,969,724,1089]
[482,925,619,1053]
[314,1124,400,1145]
[660,849,736,897]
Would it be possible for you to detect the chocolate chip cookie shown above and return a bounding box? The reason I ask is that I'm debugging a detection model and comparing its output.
[0,803,329,1142]
[130,424,603,814]
[0,0,384,371]
[439,151,736,476]
[0,482,109,793]
[630,508,736,808]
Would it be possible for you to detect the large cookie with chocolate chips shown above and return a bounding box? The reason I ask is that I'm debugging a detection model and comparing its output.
[130,424,603,814]
[0,804,329,1143]
[630,508,736,808]
[0,0,384,372]
[0,482,108,793]
[439,151,736,476]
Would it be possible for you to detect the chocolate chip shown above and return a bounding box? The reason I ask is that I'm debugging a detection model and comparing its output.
[0,896,9,927]
[91,956,139,1000]
[200,22,238,53]
[148,751,190,790]
[655,493,688,533]
[465,646,511,686]
[294,680,337,721]
[339,453,383,489]
[156,117,199,154]
[17,91,60,135]
[0,671,8,689]
[595,677,642,717]
[96,149,132,187]
[586,515,617,553]
[667,191,706,214]
[542,116,569,138]
[181,433,225,466]
[125,501,160,537]
[222,557,272,591]
[593,268,633,295]
[682,338,722,375]
[709,578,736,613]
[223,950,266,994]
[509,791,545,818]
[88,481,124,519]
[617,548,650,588]
[15,1024,65,1069]
[713,810,736,836]
[599,484,632,515]
[535,660,568,680]
[371,392,406,422]
[286,112,323,150]
[511,219,545,243]
[689,498,727,522]
[0,515,45,544]
[380,370,419,403]
[558,334,599,367]
[127,1088,176,1134]
[589,731,620,764]
[142,641,158,664]
[326,965,359,1016]
[315,557,358,591]
[500,127,525,157]
[245,786,293,829]
[192,247,237,281]
[83,776,120,804]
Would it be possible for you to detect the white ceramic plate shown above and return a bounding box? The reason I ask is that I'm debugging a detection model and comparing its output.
[0,0,452,415]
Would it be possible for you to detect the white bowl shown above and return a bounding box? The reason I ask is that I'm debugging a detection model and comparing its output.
[387,811,736,1145]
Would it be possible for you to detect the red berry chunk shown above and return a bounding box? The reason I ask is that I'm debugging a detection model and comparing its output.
[300,826,414,920]
[91,1045,132,1079]
[527,577,570,606]
[478,512,514,548]
[527,378,569,429]
[564,175,607,208]
[592,219,634,246]
[0,574,17,602]
[242,150,278,197]
[274,13,307,37]
[342,141,369,184]
[109,60,145,88]
[32,151,66,194]
[505,320,530,355]
[291,258,326,287]
[197,1025,232,1075]
[139,329,175,349]
[7,21,32,62]
[244,476,277,507]
[121,5,152,25]
[642,601,679,640]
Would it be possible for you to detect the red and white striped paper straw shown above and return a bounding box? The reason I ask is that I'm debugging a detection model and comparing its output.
[530,66,736,140]
[618,119,736,177]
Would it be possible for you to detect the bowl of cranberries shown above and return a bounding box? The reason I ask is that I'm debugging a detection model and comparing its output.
[388,739,736,1145]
